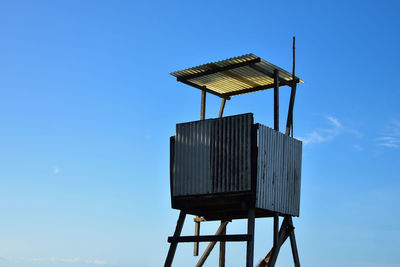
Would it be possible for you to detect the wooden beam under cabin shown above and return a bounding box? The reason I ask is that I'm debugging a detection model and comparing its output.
[168,234,251,243]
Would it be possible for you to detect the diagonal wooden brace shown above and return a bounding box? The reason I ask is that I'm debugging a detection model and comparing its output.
[257,216,300,267]
[195,221,229,267]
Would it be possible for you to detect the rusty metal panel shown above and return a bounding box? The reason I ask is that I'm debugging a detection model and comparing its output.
[256,125,302,216]
[173,114,253,196]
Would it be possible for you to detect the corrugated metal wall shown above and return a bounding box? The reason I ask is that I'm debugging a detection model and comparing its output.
[173,114,253,196]
[256,125,302,216]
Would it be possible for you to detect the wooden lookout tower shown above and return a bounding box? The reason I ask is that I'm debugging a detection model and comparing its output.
[165,39,304,267]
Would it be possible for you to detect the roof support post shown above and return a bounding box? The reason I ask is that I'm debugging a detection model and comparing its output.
[273,69,279,131]
[286,36,297,137]
[285,84,296,136]
[218,98,227,118]
[200,89,206,120]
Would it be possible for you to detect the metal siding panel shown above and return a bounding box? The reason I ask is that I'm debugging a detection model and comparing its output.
[256,125,302,216]
[173,114,252,196]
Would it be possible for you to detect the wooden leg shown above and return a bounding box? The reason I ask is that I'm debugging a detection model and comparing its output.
[194,219,200,256]
[219,220,226,267]
[164,211,186,267]
[288,217,300,267]
[246,208,255,267]
[273,214,279,246]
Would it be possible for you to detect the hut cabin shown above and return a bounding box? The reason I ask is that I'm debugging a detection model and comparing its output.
[165,51,303,267]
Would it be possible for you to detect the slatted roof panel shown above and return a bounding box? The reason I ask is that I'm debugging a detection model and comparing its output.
[170,54,304,98]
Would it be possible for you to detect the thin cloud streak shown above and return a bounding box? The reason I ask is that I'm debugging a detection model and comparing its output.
[300,115,362,145]
[53,167,61,175]
[377,120,400,148]
[327,116,342,129]
[301,116,342,145]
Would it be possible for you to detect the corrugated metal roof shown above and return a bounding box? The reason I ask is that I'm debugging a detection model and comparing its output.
[170,54,304,98]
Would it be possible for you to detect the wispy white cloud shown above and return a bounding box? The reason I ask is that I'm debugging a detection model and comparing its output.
[300,115,361,145]
[377,120,400,148]
[53,167,61,175]
[352,144,364,151]
[31,257,108,265]
[0,256,7,261]
[327,116,342,129]
[301,116,342,145]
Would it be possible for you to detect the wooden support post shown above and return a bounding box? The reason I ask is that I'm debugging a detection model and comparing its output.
[194,219,200,256]
[273,214,279,247]
[246,208,255,267]
[164,211,187,267]
[219,221,227,267]
[286,36,297,137]
[273,69,279,131]
[218,98,227,118]
[196,221,229,267]
[200,89,206,120]
[285,83,297,136]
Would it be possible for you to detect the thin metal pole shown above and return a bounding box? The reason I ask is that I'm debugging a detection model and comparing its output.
[200,89,206,120]
[164,211,187,267]
[291,36,296,137]
[273,70,279,131]
[292,36,295,83]
[246,208,255,267]
[285,36,297,136]
[218,98,227,118]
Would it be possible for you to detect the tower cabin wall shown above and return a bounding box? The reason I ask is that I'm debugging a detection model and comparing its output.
[170,113,302,218]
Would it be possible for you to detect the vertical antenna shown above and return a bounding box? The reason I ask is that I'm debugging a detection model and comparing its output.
[292,37,295,80]
[285,36,297,137]
[291,36,296,137]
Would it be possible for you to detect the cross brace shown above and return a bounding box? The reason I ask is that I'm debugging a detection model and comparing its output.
[164,209,256,267]
[257,217,300,267]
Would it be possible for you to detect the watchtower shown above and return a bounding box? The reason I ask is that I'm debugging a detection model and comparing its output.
[165,39,303,267]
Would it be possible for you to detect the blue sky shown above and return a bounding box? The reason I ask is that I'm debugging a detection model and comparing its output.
[0,0,399,266]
